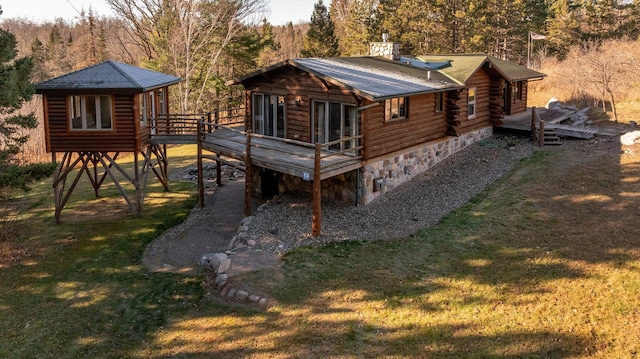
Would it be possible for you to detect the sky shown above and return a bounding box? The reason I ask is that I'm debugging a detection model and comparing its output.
[1,0,327,25]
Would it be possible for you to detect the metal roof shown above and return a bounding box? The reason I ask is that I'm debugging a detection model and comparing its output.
[233,57,462,101]
[35,60,181,93]
[416,54,545,83]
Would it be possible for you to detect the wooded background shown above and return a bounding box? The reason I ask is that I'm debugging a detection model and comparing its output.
[2,0,640,163]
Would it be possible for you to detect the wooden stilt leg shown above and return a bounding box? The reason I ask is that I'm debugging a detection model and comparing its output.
[134,151,141,215]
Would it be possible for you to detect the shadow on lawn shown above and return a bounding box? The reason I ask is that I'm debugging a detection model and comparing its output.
[203,136,634,357]
[4,138,638,358]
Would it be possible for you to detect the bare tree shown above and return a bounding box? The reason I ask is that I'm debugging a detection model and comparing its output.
[105,0,268,113]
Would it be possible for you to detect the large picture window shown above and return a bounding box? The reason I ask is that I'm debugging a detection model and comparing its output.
[384,97,408,122]
[467,87,476,119]
[252,93,286,138]
[69,95,113,130]
[312,101,357,152]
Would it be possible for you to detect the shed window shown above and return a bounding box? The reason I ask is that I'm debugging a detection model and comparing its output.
[435,92,443,113]
[467,87,476,119]
[384,97,408,122]
[69,95,113,130]
[514,81,524,101]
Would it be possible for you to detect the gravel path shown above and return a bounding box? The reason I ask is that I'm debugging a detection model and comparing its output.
[245,133,537,253]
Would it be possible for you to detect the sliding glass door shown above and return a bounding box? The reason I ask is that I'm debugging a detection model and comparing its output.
[312,101,357,151]
[252,93,286,138]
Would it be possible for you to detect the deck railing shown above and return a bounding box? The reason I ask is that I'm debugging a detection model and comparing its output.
[531,107,545,147]
[197,121,363,165]
[152,107,245,136]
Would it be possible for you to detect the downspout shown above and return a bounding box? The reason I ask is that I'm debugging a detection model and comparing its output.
[355,101,381,207]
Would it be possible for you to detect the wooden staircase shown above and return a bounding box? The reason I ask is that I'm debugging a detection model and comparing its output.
[543,128,562,146]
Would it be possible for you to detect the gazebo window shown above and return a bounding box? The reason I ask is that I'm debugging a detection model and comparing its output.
[69,95,113,130]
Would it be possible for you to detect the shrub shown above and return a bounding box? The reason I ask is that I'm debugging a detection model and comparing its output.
[0,162,56,191]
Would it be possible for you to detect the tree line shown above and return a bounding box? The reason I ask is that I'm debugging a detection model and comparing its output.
[1,0,639,174]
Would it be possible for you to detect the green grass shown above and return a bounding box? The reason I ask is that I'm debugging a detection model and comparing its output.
[0,145,228,358]
[3,142,640,358]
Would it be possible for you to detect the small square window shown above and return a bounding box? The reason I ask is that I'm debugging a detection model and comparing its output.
[384,97,409,122]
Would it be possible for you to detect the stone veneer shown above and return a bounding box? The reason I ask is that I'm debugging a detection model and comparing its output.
[369,42,400,60]
[359,126,493,204]
[252,126,493,205]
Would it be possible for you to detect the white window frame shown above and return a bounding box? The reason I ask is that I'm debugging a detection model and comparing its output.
[68,95,113,131]
[467,87,477,119]
[252,93,286,138]
[312,100,357,152]
[384,96,408,122]
[139,93,147,126]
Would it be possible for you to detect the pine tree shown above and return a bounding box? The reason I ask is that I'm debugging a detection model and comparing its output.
[0,22,37,167]
[301,0,340,58]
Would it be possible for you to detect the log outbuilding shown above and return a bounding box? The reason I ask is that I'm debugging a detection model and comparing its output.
[35,60,181,222]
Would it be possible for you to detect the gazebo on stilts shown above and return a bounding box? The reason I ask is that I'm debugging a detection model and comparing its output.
[35,60,182,223]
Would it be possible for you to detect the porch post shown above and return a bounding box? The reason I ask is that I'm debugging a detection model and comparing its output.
[244,130,252,216]
[312,143,322,237]
[197,118,205,207]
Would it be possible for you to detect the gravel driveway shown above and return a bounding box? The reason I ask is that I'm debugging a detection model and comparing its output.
[245,133,537,253]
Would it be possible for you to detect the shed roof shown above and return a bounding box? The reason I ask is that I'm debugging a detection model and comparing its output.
[416,54,545,84]
[232,57,462,101]
[35,60,181,94]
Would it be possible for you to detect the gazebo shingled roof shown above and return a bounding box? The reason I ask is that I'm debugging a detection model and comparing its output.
[35,60,181,94]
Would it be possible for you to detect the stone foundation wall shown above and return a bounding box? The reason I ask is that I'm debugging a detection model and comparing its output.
[359,126,493,204]
[252,126,492,205]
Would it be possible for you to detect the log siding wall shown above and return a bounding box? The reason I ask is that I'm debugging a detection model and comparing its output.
[449,69,493,135]
[46,94,140,153]
[363,93,447,160]
[243,67,357,143]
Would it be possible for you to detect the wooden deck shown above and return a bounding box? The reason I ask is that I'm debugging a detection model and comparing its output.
[200,127,363,181]
[497,108,602,139]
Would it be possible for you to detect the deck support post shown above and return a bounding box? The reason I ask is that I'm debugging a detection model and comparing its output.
[197,119,205,208]
[312,143,322,237]
[531,106,536,141]
[244,130,252,216]
[210,112,222,187]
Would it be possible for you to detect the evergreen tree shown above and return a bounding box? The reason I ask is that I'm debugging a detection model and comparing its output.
[0,16,37,168]
[341,0,380,56]
[301,0,340,58]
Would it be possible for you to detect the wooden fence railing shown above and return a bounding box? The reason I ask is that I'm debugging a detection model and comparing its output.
[152,107,245,136]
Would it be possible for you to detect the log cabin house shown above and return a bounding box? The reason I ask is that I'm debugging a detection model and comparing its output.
[34,60,181,222]
[202,42,545,235]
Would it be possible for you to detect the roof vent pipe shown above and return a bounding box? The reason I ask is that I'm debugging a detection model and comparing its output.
[382,33,389,42]
[428,70,431,80]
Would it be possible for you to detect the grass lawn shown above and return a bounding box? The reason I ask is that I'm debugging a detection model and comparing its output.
[2,138,640,358]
